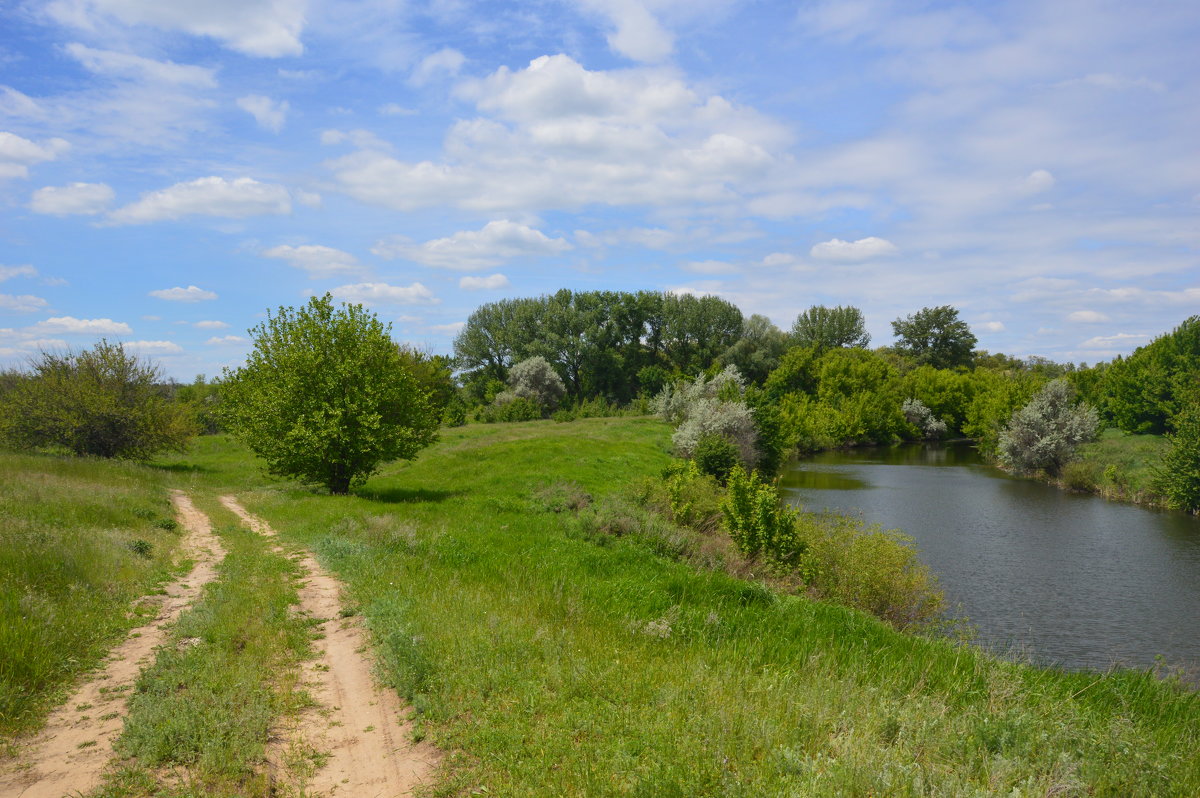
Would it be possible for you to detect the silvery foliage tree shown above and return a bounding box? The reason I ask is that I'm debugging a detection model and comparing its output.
[496,356,566,410]
[998,378,1099,475]
[902,398,948,440]
[653,365,759,468]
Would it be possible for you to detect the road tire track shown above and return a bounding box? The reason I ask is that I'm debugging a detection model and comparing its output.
[219,495,438,797]
[0,490,226,798]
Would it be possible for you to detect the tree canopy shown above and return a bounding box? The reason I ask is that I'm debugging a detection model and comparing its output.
[791,305,870,351]
[891,305,977,369]
[0,340,195,458]
[219,294,438,494]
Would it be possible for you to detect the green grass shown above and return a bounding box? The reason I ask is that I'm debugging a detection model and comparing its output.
[0,452,182,740]
[190,419,1199,796]
[1061,428,1169,505]
[94,499,317,797]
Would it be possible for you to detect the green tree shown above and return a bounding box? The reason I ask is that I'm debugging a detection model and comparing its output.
[1153,400,1200,513]
[219,294,438,494]
[0,340,195,458]
[891,305,977,369]
[1103,316,1199,434]
[791,305,870,351]
[718,314,789,385]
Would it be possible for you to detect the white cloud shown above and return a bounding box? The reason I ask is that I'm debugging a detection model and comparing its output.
[1079,332,1150,351]
[1067,310,1110,323]
[428,321,466,335]
[262,244,359,277]
[979,321,1006,332]
[64,43,217,87]
[47,0,306,57]
[0,265,38,282]
[330,282,438,305]
[1054,73,1166,93]
[149,285,217,302]
[30,182,115,215]
[578,0,675,62]
[0,294,49,312]
[378,103,417,117]
[108,177,292,224]
[1021,169,1055,195]
[373,221,571,270]
[409,48,465,86]
[205,334,246,345]
[761,252,800,268]
[0,132,70,180]
[194,320,229,329]
[237,94,289,132]
[459,274,511,290]
[31,316,132,334]
[810,236,898,261]
[125,340,183,354]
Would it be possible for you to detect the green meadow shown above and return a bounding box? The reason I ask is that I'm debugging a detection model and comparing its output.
[3,417,1199,795]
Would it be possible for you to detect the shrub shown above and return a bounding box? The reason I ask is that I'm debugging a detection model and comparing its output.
[692,433,740,483]
[671,398,759,468]
[1153,401,1200,513]
[721,466,811,576]
[998,379,1099,475]
[532,481,593,513]
[902,398,948,440]
[508,356,566,410]
[0,340,195,459]
[479,396,543,423]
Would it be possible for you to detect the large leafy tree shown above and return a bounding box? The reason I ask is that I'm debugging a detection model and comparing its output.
[891,305,977,369]
[1103,316,1199,434]
[1153,399,1200,513]
[220,294,438,494]
[791,305,870,351]
[0,340,195,458]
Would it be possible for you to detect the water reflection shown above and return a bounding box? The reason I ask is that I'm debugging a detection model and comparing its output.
[782,443,1200,674]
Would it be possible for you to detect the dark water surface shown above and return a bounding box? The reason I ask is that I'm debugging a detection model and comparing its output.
[780,443,1200,674]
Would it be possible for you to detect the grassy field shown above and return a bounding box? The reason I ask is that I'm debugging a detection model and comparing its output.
[1061,428,1169,506]
[162,419,1199,796]
[0,454,183,740]
[4,419,1199,795]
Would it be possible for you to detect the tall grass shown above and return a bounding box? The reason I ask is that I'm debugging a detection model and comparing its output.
[0,453,181,739]
[201,419,1200,796]
[1061,428,1169,505]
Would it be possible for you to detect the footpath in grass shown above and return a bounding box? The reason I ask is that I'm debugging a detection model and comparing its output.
[0,454,184,742]
[173,418,1200,796]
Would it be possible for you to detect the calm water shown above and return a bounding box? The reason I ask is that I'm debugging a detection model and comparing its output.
[780,443,1200,674]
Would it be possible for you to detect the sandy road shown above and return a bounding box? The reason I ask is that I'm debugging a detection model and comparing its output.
[0,490,226,798]
[219,496,438,797]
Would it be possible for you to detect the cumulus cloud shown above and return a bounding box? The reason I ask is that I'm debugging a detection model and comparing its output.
[205,334,246,345]
[373,221,571,270]
[328,54,785,213]
[1067,310,1110,323]
[31,316,132,334]
[0,265,38,282]
[237,94,289,132]
[1079,332,1150,351]
[64,43,217,87]
[125,340,183,354]
[428,321,466,335]
[30,182,115,215]
[262,244,359,276]
[330,282,438,305]
[809,236,898,261]
[149,285,217,302]
[1021,169,1055,195]
[47,0,306,57]
[578,0,675,62]
[108,177,292,224]
[0,294,49,312]
[979,321,1006,332]
[459,274,511,290]
[0,132,70,180]
[194,320,229,329]
[409,48,465,86]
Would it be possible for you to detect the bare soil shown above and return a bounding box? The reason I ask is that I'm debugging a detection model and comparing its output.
[219,495,439,797]
[0,490,226,798]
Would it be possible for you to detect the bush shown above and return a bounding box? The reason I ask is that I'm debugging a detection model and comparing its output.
[721,466,811,576]
[671,398,759,468]
[692,433,740,483]
[1153,401,1200,512]
[0,340,195,459]
[998,379,1099,475]
[508,356,566,411]
[479,396,543,423]
[902,398,948,440]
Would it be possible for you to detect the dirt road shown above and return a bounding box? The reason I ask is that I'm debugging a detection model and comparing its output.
[0,491,226,798]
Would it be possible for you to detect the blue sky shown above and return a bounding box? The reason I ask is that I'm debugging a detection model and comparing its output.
[1,0,1197,380]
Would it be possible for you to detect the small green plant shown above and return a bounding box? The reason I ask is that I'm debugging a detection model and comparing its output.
[691,433,739,483]
[153,518,178,531]
[721,466,810,576]
[128,539,154,558]
[531,482,593,513]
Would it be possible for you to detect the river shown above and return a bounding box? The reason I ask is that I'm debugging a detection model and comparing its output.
[779,443,1200,675]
